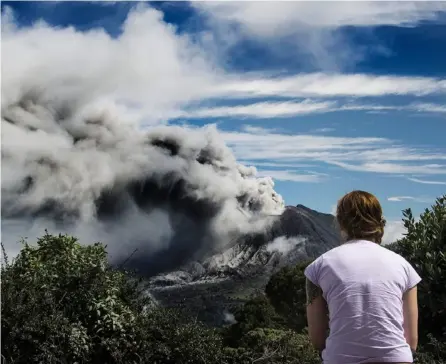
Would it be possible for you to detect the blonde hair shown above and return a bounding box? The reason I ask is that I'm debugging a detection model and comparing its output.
[336,190,386,244]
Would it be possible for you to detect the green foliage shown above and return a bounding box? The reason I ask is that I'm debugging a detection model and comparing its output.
[223,328,320,364]
[388,195,446,340]
[414,334,446,364]
[223,295,285,346]
[265,260,312,331]
[221,286,319,363]
[2,233,141,363]
[142,308,227,364]
[1,233,225,364]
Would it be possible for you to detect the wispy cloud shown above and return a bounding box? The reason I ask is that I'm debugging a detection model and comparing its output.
[388,196,433,203]
[408,177,446,185]
[312,128,336,133]
[195,2,446,32]
[214,74,446,99]
[194,2,446,71]
[241,125,282,134]
[179,100,446,119]
[240,161,314,169]
[411,103,446,113]
[222,129,446,176]
[256,170,327,183]
[178,100,334,119]
[329,161,446,175]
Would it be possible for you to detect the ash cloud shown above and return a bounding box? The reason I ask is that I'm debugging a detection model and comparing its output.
[1,5,285,276]
[1,96,284,275]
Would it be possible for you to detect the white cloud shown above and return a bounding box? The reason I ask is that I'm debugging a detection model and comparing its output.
[213,73,446,99]
[194,2,446,70]
[179,100,446,119]
[195,2,446,32]
[221,129,446,176]
[328,161,446,175]
[241,161,314,169]
[388,196,433,203]
[408,177,446,185]
[1,5,221,125]
[411,103,446,113]
[256,170,326,183]
[382,220,406,245]
[179,100,335,119]
[240,125,283,135]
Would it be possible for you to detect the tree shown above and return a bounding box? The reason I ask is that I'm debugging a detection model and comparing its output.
[265,260,313,332]
[388,195,446,340]
[221,291,320,363]
[223,295,285,346]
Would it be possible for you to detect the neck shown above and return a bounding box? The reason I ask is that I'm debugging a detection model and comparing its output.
[343,238,378,244]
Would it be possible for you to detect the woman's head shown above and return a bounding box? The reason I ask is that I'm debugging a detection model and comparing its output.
[336,190,386,244]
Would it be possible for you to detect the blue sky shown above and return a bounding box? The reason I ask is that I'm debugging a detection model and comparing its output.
[2,1,446,241]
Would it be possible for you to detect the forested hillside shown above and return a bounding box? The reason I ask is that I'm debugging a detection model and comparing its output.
[1,196,445,364]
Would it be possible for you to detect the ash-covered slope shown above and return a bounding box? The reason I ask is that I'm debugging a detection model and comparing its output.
[149,205,339,287]
[148,204,340,325]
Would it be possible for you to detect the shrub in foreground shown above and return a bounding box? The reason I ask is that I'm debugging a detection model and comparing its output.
[265,260,312,332]
[224,328,320,364]
[388,195,446,340]
[1,233,225,364]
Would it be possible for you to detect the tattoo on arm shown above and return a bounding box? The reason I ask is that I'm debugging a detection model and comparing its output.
[306,278,323,305]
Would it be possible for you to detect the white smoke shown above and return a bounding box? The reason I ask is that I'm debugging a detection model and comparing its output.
[223,310,237,325]
[1,5,285,275]
[265,236,307,255]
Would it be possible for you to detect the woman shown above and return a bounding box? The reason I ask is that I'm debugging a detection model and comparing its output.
[305,190,421,364]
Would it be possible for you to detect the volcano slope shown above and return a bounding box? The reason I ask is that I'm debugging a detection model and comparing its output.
[148,204,340,326]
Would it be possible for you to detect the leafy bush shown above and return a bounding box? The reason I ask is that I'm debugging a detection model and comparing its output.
[221,288,320,363]
[414,334,446,364]
[223,328,320,364]
[1,233,226,364]
[388,195,446,340]
[265,260,312,332]
[223,295,285,346]
[146,308,228,363]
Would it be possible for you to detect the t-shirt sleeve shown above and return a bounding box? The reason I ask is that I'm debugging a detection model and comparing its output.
[405,260,422,292]
[304,257,322,287]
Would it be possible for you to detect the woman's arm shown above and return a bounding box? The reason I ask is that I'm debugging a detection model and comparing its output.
[306,278,329,352]
[402,285,419,353]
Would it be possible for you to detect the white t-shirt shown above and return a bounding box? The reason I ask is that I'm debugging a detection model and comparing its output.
[305,240,422,364]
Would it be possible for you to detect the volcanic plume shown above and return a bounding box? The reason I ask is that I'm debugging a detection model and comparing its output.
[1,92,285,275]
[0,5,288,276]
